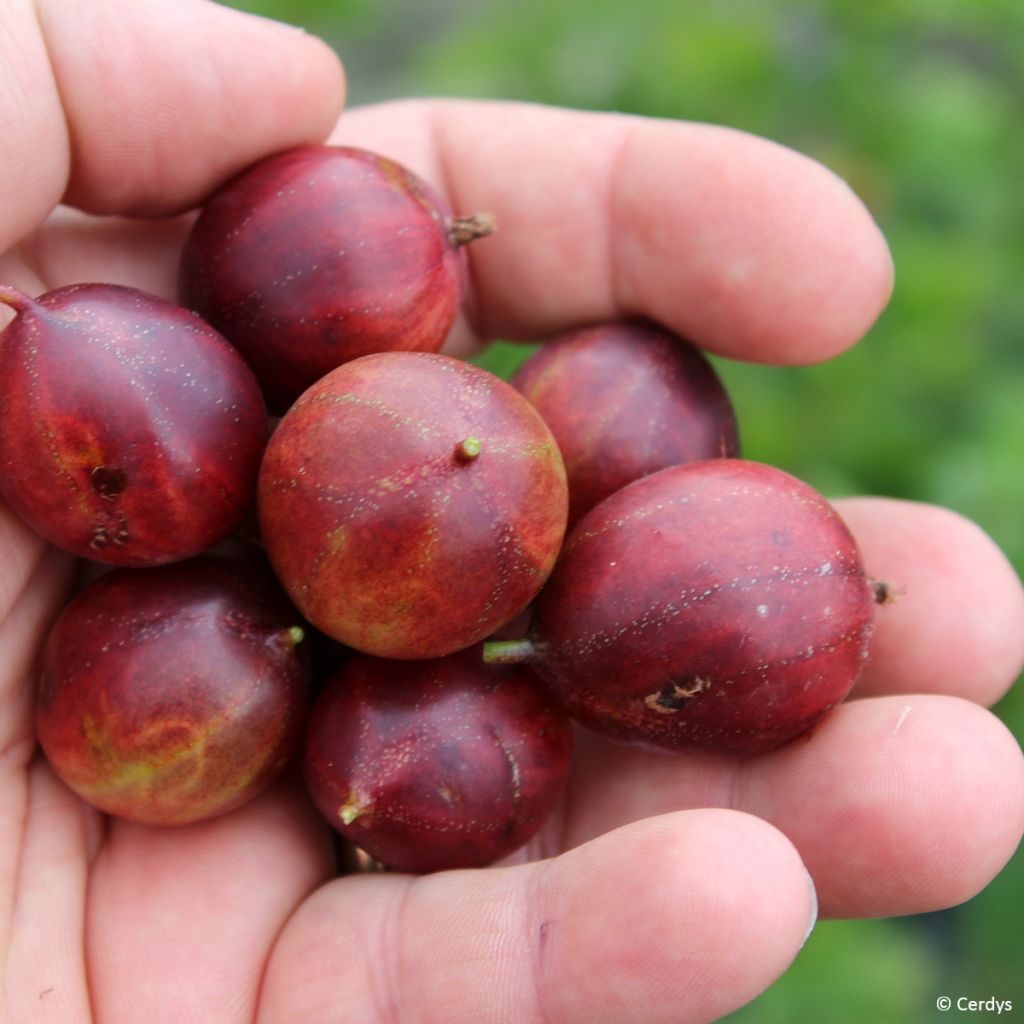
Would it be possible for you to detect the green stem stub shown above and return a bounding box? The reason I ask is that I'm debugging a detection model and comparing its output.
[339,789,371,826]
[268,625,305,653]
[482,638,537,665]
[455,437,482,462]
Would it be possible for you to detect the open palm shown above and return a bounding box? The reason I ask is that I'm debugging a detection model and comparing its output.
[2,4,1022,1022]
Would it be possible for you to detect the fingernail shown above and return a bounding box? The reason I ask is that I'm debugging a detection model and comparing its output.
[801,869,819,949]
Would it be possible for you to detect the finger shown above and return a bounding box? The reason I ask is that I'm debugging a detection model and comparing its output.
[4,760,97,1021]
[85,776,334,1024]
[563,695,1024,919]
[0,508,73,756]
[259,809,815,1024]
[1,0,344,251]
[5,207,193,303]
[836,497,1024,704]
[0,534,75,933]
[17,95,891,365]
[330,98,893,363]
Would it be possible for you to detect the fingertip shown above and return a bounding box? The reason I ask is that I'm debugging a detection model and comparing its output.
[38,0,346,216]
[778,148,895,363]
[614,122,895,365]
[746,695,1024,918]
[533,809,815,1023]
[837,497,1024,705]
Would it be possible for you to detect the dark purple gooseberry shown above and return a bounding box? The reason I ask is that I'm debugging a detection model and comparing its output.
[512,319,740,526]
[179,145,494,411]
[303,644,573,872]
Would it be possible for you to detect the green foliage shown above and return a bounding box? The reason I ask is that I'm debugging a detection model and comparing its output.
[471,338,536,379]
[726,918,940,1024]
[225,2,1023,1019]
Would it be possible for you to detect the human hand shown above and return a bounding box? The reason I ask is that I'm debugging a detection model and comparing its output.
[2,3,1022,1022]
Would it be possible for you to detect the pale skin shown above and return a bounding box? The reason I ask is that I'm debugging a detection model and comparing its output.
[1,2,1023,1022]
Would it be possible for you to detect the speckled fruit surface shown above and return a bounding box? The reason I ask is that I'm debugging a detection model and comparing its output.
[0,283,267,565]
[258,351,568,659]
[36,557,310,826]
[491,459,875,754]
[303,645,573,873]
[512,320,739,525]
[179,145,490,411]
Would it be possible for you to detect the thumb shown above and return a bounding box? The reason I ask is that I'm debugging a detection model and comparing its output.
[1,0,345,250]
[259,809,817,1024]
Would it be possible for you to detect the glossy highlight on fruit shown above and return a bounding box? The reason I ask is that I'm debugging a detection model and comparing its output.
[258,351,568,659]
[512,320,740,524]
[303,645,573,873]
[36,557,310,826]
[0,283,267,565]
[179,145,494,411]
[486,459,875,754]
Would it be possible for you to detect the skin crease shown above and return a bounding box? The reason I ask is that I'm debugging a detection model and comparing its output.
[0,3,1022,1023]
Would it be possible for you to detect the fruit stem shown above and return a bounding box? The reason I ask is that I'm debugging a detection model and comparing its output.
[482,637,537,665]
[272,625,305,649]
[0,284,38,315]
[871,579,903,606]
[447,212,496,247]
[455,437,482,463]
[339,789,371,825]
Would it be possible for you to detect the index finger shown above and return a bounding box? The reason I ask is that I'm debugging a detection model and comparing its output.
[330,98,894,364]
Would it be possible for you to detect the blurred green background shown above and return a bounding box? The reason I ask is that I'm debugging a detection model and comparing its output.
[228,1,1022,1018]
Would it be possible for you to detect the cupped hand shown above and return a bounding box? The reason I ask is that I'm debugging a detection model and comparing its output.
[2,3,1022,1023]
